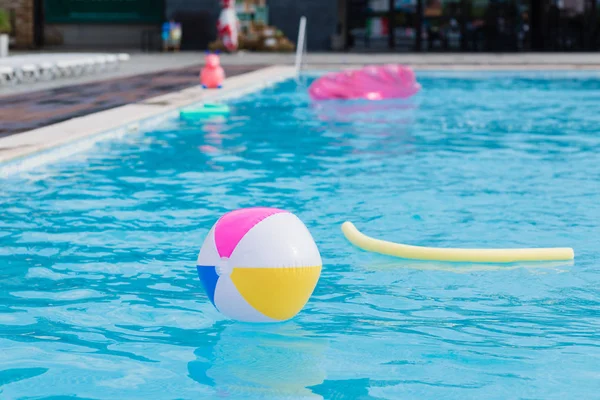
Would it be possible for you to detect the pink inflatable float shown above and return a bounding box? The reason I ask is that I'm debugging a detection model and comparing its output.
[200,52,225,89]
[308,64,421,101]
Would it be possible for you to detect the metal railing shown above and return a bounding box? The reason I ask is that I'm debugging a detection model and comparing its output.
[294,16,307,81]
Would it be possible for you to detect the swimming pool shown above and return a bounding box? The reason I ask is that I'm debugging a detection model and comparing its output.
[1,72,599,399]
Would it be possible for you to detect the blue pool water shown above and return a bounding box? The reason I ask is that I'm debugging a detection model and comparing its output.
[1,72,599,399]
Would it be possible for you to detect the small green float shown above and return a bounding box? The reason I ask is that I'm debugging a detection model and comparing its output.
[179,103,230,120]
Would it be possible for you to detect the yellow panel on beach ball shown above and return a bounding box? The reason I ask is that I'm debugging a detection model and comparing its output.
[231,266,322,321]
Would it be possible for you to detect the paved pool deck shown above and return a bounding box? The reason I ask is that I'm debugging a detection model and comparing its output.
[0,64,265,137]
[224,52,600,68]
[4,51,600,96]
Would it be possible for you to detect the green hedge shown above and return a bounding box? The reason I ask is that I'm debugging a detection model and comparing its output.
[0,9,11,34]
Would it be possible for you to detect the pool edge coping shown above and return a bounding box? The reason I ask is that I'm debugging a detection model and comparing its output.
[0,65,296,177]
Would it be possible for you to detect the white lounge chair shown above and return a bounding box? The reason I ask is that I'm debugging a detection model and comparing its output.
[0,65,14,85]
[39,62,56,81]
[105,54,118,70]
[0,52,131,87]
[56,60,74,78]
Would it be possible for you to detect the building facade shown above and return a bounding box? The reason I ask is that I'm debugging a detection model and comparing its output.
[343,0,598,51]
[6,0,339,51]
[4,0,599,51]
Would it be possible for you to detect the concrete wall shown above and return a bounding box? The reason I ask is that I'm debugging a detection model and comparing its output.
[42,0,218,51]
[268,0,338,51]
[0,0,34,48]
[44,24,160,50]
[165,0,219,50]
[165,0,219,20]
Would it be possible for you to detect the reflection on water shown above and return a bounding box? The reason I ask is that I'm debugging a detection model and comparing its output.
[310,98,419,158]
[194,118,248,157]
[310,98,418,124]
[188,322,328,398]
[359,258,575,273]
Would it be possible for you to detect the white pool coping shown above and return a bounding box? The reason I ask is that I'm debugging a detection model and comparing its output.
[0,65,296,177]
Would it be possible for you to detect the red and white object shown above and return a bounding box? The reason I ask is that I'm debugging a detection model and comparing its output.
[217,0,240,52]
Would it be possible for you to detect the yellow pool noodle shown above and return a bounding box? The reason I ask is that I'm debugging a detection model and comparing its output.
[341,221,574,263]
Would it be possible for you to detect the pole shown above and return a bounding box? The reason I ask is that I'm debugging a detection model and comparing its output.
[295,16,307,78]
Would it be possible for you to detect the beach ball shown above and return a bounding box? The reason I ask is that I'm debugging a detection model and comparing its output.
[196,207,322,322]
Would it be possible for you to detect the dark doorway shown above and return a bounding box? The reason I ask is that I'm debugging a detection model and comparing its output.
[171,10,216,50]
[542,0,588,51]
[34,0,44,47]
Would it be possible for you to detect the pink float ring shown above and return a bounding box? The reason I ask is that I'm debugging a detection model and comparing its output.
[308,64,421,101]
